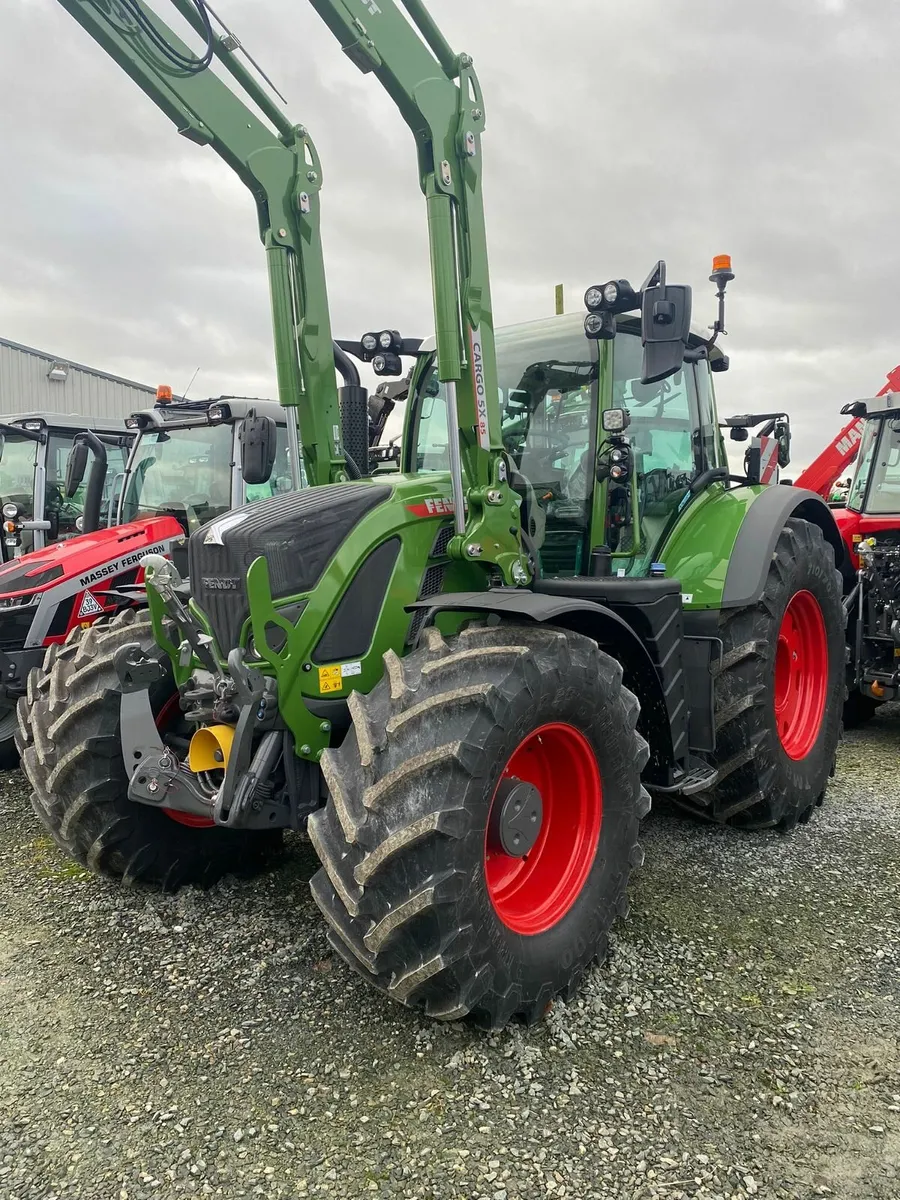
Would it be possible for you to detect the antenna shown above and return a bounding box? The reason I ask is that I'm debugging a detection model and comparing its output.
[181,366,201,403]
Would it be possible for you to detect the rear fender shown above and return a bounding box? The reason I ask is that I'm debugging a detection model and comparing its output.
[661,484,845,610]
[721,487,844,608]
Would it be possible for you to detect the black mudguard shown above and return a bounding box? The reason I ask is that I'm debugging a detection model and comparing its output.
[723,486,844,609]
[408,587,687,784]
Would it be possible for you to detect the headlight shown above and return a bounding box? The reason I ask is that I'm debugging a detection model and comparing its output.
[2,503,19,520]
[0,593,36,609]
[603,281,619,305]
[361,333,378,353]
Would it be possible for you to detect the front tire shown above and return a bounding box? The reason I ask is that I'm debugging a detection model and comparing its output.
[308,622,650,1027]
[16,609,281,889]
[686,517,844,830]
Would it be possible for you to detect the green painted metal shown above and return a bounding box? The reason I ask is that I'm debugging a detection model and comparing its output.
[185,473,481,756]
[655,483,764,609]
[56,0,528,585]
[54,0,347,487]
[307,0,528,586]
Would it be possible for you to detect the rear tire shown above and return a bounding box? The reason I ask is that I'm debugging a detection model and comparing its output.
[16,609,281,889]
[683,518,844,830]
[308,622,650,1028]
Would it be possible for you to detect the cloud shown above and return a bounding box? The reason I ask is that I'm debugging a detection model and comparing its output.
[2,0,899,474]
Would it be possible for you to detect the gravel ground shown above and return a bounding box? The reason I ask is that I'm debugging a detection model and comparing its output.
[1,717,898,1200]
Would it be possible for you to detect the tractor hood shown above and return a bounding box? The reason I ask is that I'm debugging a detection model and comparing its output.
[0,516,183,603]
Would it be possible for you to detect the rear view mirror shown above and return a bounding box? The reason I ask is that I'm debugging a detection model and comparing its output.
[239,411,277,486]
[641,282,692,385]
[776,424,792,468]
[65,440,90,498]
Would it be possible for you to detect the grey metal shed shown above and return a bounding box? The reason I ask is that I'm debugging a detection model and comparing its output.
[0,335,155,421]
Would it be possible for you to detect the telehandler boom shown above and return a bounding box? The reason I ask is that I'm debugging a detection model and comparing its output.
[19,0,846,1027]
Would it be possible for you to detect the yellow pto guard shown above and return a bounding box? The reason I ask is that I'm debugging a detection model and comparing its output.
[188,724,235,773]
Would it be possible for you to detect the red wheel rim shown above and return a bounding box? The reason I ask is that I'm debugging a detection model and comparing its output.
[484,723,602,935]
[774,590,828,760]
[155,693,216,828]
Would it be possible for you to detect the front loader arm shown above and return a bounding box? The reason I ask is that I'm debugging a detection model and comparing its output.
[54,0,346,488]
[308,0,529,584]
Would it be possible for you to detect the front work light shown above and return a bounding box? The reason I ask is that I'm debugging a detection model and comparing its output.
[584,286,605,311]
[584,279,638,314]
[601,408,631,434]
[373,352,403,376]
[584,311,616,340]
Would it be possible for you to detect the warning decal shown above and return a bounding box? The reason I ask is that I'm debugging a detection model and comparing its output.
[318,665,342,693]
[77,591,104,619]
[317,661,362,694]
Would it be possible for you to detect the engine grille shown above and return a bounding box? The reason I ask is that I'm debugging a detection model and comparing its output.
[189,483,391,652]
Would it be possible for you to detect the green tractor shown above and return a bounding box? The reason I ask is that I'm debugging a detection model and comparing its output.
[19,0,845,1026]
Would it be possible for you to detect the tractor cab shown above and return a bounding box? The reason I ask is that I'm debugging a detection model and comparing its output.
[405,311,730,579]
[0,412,131,560]
[115,395,294,543]
[826,394,900,716]
[838,394,900,538]
[824,393,900,580]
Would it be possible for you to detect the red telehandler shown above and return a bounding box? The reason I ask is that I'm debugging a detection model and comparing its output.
[794,365,900,500]
[794,367,900,724]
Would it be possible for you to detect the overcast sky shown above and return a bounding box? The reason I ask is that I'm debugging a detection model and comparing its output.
[2,0,899,471]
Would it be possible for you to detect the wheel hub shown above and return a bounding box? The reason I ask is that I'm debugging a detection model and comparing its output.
[484,722,602,936]
[488,777,543,858]
[773,589,828,761]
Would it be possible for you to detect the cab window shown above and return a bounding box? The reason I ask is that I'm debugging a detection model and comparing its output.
[609,332,697,567]
[847,420,879,512]
[46,433,128,543]
[856,420,900,514]
[409,317,598,574]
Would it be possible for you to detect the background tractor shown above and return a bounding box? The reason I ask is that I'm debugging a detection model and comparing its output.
[19,0,845,1027]
[0,392,291,765]
[0,411,131,560]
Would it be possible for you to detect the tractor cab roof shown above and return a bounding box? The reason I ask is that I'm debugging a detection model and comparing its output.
[0,411,127,435]
[127,396,286,432]
[418,311,727,364]
[859,392,900,421]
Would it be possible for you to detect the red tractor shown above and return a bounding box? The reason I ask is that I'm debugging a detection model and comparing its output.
[0,393,292,763]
